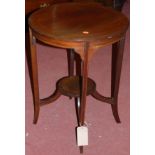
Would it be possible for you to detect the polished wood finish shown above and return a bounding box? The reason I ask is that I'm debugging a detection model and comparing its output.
[29,28,40,124]
[28,2,129,152]
[57,76,96,97]
[79,42,89,126]
[67,48,75,99]
[29,2,128,61]
[111,38,125,123]
[91,90,113,104]
[67,49,75,76]
[40,89,61,106]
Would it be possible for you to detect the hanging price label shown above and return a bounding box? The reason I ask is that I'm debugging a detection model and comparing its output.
[77,126,88,146]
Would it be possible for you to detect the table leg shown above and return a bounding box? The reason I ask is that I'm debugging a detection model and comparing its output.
[78,42,89,153]
[67,49,75,99]
[29,28,40,124]
[67,49,75,76]
[75,53,82,76]
[79,42,89,126]
[75,97,83,153]
[74,97,80,126]
[111,38,125,123]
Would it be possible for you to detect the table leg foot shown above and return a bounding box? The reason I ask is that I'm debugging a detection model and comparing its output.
[33,105,40,124]
[111,103,121,123]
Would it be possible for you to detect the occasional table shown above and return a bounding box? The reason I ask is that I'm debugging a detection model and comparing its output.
[28,2,129,153]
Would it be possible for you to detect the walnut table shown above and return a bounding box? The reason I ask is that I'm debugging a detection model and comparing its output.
[28,2,129,153]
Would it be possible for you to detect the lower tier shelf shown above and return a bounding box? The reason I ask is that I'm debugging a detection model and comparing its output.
[57,76,96,97]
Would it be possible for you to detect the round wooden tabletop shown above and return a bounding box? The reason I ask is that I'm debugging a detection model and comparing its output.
[29,2,129,46]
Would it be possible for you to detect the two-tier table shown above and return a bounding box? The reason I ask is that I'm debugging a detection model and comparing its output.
[28,2,129,153]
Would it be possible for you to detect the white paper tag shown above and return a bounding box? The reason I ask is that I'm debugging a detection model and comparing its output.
[77,126,88,146]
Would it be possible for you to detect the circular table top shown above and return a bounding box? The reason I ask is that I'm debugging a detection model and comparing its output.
[29,2,129,43]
